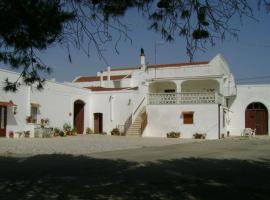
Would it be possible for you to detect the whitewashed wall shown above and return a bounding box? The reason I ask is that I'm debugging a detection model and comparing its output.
[31,81,90,131]
[0,69,91,136]
[145,104,221,139]
[228,85,270,136]
[90,91,133,134]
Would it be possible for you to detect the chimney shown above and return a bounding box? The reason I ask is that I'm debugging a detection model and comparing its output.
[140,48,145,67]
[107,66,111,87]
[99,71,104,87]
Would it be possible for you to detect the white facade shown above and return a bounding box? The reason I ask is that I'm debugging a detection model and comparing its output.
[0,53,269,139]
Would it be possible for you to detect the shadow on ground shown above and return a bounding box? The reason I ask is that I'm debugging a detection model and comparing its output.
[0,154,270,200]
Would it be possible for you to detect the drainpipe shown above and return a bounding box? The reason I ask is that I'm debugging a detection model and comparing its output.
[218,104,221,139]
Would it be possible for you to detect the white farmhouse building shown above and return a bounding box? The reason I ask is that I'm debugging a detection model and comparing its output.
[0,51,269,139]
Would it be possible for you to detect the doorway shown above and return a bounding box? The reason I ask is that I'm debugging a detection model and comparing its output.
[94,113,103,133]
[245,102,268,135]
[0,106,7,137]
[74,100,85,134]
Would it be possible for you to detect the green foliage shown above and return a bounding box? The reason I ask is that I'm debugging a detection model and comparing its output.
[86,127,93,134]
[0,0,74,91]
[111,128,121,136]
[0,0,268,90]
[71,128,77,136]
[53,128,61,137]
[166,131,181,138]
[193,132,206,139]
[63,123,71,133]
[59,131,66,137]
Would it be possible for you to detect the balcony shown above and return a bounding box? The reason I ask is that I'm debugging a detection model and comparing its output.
[148,92,223,105]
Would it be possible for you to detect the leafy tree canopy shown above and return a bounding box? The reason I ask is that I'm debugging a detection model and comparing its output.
[0,0,269,91]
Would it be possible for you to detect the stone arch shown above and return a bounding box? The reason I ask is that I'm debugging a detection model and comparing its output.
[149,81,177,93]
[245,102,268,135]
[73,100,85,134]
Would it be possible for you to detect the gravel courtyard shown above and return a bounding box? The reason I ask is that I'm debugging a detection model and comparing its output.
[0,134,197,156]
[1,136,270,200]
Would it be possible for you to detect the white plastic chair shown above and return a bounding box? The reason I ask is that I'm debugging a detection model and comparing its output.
[242,128,252,136]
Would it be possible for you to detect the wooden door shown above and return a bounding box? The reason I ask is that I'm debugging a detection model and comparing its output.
[0,106,7,137]
[74,101,84,134]
[245,103,268,135]
[256,110,268,135]
[94,113,103,133]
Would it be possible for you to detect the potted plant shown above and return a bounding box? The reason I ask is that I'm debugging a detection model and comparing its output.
[40,118,49,128]
[53,128,61,137]
[111,128,121,136]
[71,128,77,136]
[63,123,71,135]
[166,131,181,138]
[193,132,207,139]
[86,127,93,134]
[26,116,32,123]
[8,131,14,138]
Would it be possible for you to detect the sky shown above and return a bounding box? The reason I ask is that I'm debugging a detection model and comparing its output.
[3,5,270,84]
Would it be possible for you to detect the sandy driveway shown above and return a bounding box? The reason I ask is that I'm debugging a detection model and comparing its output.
[0,134,197,156]
[1,136,270,200]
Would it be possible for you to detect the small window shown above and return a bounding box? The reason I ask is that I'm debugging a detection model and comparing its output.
[183,112,194,124]
[30,106,38,124]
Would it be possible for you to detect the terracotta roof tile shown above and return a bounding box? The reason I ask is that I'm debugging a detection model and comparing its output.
[148,61,209,69]
[110,67,140,71]
[84,86,138,91]
[75,75,131,82]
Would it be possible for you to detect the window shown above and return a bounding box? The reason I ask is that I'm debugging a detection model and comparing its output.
[183,112,194,124]
[30,106,38,124]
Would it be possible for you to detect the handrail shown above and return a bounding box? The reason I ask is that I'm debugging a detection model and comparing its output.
[133,97,146,116]
[141,112,147,134]
[148,92,222,105]
[123,114,132,135]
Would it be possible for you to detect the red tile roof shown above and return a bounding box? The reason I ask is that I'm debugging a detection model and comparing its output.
[84,86,138,91]
[75,75,131,82]
[148,61,209,69]
[110,67,140,71]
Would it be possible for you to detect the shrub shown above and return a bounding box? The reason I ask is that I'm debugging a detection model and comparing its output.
[59,131,66,137]
[24,131,30,138]
[166,131,181,138]
[63,123,71,134]
[111,128,121,136]
[40,118,49,128]
[193,132,206,139]
[71,128,77,136]
[53,128,61,137]
[86,127,93,134]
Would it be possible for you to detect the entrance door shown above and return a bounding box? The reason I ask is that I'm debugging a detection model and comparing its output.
[94,113,103,133]
[0,106,7,137]
[245,102,268,135]
[74,100,85,134]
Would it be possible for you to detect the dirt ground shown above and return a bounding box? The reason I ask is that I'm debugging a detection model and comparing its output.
[0,136,270,200]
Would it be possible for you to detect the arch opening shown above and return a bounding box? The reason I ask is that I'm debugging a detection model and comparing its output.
[73,100,85,134]
[245,102,268,135]
[149,81,177,93]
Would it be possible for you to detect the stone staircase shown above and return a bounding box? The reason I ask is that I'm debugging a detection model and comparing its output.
[127,107,147,136]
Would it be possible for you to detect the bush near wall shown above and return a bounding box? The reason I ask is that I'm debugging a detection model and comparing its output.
[193,132,207,139]
[166,132,181,138]
[86,128,93,134]
[111,128,121,136]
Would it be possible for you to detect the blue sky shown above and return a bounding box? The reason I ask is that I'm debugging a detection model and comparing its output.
[5,6,270,84]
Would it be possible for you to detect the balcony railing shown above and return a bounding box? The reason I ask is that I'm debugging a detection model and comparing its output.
[148,92,222,105]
